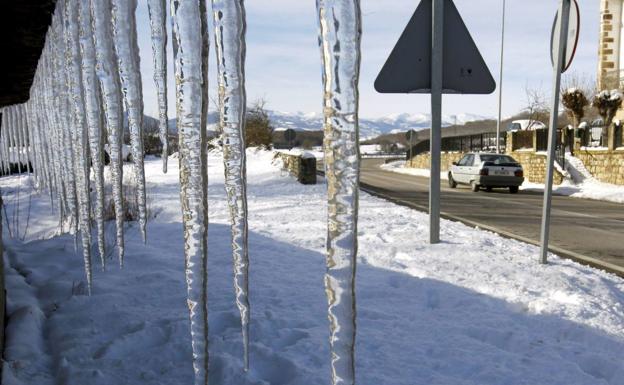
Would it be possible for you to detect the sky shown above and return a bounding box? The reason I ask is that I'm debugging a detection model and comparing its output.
[135,0,600,120]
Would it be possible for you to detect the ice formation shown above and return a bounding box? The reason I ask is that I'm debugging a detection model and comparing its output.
[316,1,362,384]
[92,0,126,265]
[147,0,170,173]
[211,0,250,371]
[111,0,148,242]
[170,0,210,383]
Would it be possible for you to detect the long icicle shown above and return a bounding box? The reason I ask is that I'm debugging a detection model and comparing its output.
[211,0,250,371]
[170,0,209,383]
[0,109,9,174]
[80,0,107,268]
[147,0,170,173]
[54,4,79,240]
[316,2,362,385]
[65,0,93,294]
[111,0,148,242]
[92,0,125,265]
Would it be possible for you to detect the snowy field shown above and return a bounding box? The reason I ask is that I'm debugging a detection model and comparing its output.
[1,150,624,385]
[382,160,624,204]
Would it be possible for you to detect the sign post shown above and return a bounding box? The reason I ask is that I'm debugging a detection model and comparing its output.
[540,0,577,264]
[284,128,296,149]
[405,130,416,163]
[430,0,444,244]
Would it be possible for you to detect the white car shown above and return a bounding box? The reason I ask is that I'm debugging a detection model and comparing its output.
[449,153,524,193]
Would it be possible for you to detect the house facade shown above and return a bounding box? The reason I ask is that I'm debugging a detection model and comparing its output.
[598,0,624,90]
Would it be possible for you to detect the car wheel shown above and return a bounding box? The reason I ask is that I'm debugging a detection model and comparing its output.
[509,186,519,194]
[485,186,493,192]
[471,181,479,192]
[448,173,457,188]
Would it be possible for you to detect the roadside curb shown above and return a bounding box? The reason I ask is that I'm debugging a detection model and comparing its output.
[357,181,624,279]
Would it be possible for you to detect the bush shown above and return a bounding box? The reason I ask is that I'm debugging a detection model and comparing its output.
[245,100,273,148]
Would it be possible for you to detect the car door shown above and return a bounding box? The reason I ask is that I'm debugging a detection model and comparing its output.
[465,154,480,183]
[453,154,473,183]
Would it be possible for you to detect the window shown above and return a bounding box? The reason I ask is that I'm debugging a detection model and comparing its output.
[479,154,516,164]
[457,155,470,166]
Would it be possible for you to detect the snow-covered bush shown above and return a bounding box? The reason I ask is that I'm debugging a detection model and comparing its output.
[561,88,588,128]
[592,90,622,127]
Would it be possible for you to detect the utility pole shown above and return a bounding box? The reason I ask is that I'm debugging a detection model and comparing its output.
[496,0,506,154]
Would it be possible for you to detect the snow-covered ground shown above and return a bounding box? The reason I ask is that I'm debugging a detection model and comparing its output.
[381,160,449,180]
[382,159,624,204]
[1,150,624,385]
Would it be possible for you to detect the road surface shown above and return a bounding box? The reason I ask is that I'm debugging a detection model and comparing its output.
[351,158,624,273]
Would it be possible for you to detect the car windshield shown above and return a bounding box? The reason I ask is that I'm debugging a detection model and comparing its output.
[479,154,517,164]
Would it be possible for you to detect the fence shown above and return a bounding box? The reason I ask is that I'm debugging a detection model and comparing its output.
[408,132,506,159]
[511,130,533,151]
[580,125,609,148]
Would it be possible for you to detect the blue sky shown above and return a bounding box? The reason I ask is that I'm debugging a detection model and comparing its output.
[135,0,600,120]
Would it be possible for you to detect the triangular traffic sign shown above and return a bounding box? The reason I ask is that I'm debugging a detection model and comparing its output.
[375,0,496,94]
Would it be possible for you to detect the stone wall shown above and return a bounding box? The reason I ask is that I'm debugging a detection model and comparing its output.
[407,152,464,172]
[273,151,317,185]
[576,148,624,185]
[508,151,564,185]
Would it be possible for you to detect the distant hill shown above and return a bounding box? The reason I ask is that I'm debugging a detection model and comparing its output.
[160,110,490,140]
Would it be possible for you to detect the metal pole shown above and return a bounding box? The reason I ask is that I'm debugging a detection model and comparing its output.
[540,0,570,264]
[409,131,413,164]
[496,0,506,154]
[430,0,443,244]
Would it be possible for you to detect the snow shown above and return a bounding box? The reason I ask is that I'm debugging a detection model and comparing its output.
[381,161,448,180]
[2,151,624,384]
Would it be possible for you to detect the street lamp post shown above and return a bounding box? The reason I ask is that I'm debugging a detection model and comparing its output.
[496,0,506,154]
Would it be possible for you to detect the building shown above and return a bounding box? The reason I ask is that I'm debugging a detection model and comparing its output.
[598,0,624,90]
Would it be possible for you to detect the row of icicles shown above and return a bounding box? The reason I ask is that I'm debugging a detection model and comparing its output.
[0,1,361,385]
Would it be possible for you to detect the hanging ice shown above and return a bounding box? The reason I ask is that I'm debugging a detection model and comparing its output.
[211,0,250,371]
[316,1,362,384]
[111,0,148,242]
[79,0,106,268]
[64,0,93,293]
[0,110,9,174]
[147,0,170,173]
[170,0,209,383]
[52,6,79,238]
[92,0,126,265]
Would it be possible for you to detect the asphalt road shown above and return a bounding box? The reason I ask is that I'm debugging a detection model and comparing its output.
[355,158,624,272]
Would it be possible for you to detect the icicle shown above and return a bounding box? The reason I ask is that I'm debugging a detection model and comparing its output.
[52,5,79,239]
[111,0,148,242]
[147,0,170,173]
[211,0,250,371]
[80,0,106,269]
[316,2,362,385]
[19,104,31,174]
[0,110,9,174]
[65,0,93,294]
[170,0,209,383]
[92,0,125,265]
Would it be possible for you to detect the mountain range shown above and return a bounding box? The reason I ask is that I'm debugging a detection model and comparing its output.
[163,110,491,140]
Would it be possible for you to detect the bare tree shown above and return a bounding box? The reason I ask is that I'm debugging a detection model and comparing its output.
[523,84,549,128]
